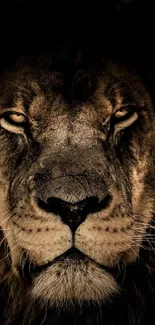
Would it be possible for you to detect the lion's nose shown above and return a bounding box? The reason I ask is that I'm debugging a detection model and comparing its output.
[36,194,112,232]
[37,197,92,231]
[34,172,112,231]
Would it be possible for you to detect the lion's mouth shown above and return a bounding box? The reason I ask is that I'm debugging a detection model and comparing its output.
[19,247,116,282]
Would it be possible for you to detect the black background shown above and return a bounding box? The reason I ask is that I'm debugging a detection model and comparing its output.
[0,0,155,77]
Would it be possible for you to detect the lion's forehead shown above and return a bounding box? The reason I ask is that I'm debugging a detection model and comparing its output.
[0,58,148,121]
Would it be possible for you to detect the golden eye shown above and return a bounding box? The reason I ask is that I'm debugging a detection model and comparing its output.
[114,108,129,118]
[0,111,28,134]
[112,106,138,135]
[8,113,27,124]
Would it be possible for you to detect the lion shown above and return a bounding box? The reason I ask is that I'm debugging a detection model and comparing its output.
[0,48,155,325]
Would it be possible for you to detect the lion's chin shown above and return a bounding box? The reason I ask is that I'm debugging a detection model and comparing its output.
[31,258,119,304]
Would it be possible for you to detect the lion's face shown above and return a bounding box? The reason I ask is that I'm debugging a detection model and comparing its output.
[0,54,155,304]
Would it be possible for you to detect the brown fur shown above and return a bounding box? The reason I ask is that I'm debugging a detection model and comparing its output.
[0,50,155,324]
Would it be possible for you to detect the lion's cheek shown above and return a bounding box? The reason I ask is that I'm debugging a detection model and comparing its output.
[75,215,134,267]
[6,221,72,267]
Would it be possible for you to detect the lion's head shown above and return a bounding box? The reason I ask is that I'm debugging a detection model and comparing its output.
[0,51,155,325]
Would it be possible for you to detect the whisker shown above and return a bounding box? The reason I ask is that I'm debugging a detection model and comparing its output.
[0,232,14,247]
[0,244,19,262]
[8,81,30,93]
[0,213,12,228]
[20,249,28,280]
[0,207,10,215]
[119,228,155,253]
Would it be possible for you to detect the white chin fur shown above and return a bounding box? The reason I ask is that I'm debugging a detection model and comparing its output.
[31,259,119,304]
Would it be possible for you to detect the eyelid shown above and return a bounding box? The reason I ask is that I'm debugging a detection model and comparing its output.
[113,111,138,136]
[114,108,129,118]
[114,104,137,116]
[0,117,25,134]
[0,110,28,135]
[7,112,27,123]
[0,107,26,114]
[1,111,27,123]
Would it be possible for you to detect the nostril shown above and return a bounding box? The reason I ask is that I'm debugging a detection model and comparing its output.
[37,197,65,216]
[38,193,111,231]
[82,193,112,215]
[36,192,112,217]
[36,192,112,232]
